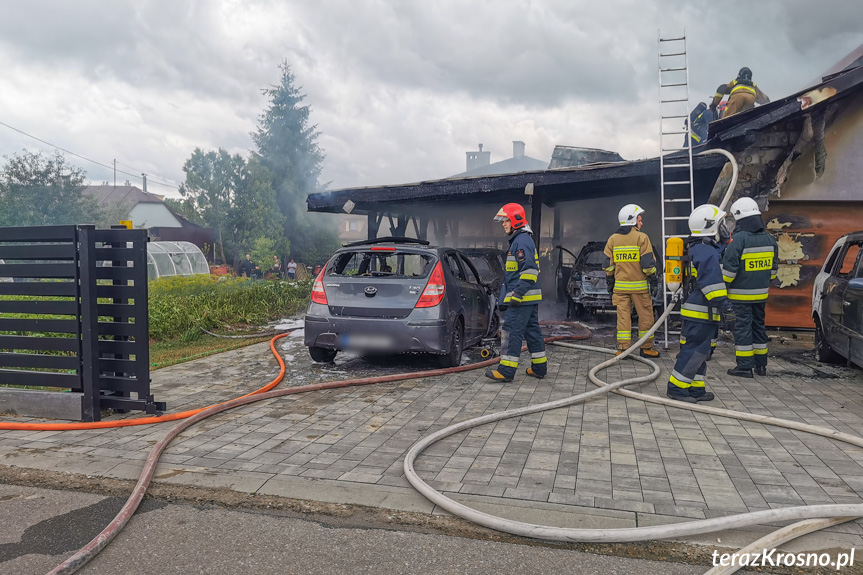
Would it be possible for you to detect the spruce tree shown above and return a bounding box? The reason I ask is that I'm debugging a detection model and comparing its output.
[252,61,339,265]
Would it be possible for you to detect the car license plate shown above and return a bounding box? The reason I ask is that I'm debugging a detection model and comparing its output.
[339,333,395,351]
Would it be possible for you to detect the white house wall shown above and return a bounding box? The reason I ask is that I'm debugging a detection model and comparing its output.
[128,204,182,228]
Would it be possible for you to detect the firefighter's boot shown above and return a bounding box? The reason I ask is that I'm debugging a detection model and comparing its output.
[666,392,698,404]
[640,348,660,359]
[485,369,513,383]
[525,367,545,379]
[727,367,754,379]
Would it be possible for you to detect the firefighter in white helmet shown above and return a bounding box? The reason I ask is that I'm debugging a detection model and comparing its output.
[721,197,778,378]
[602,204,660,357]
[667,204,735,403]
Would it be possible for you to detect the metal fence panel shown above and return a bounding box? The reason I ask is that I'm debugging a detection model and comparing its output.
[0,225,161,421]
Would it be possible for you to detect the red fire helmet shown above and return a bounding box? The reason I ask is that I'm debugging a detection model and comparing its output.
[493,203,527,229]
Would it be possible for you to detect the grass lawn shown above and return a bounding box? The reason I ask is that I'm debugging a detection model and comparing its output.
[150,334,275,370]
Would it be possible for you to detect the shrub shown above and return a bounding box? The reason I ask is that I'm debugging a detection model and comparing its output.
[148,275,310,341]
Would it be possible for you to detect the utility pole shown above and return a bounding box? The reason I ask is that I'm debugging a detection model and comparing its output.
[141,173,147,193]
[113,159,116,187]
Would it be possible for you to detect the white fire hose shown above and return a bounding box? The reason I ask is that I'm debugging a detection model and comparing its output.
[697,148,739,211]
[403,297,861,574]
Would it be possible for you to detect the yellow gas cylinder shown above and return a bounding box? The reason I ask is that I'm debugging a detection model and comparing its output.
[665,237,684,292]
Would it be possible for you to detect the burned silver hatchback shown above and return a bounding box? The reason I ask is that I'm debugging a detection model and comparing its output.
[304,237,497,366]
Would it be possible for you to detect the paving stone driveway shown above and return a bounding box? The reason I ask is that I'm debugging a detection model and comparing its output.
[2,329,863,546]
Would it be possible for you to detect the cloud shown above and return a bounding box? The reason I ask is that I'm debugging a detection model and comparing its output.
[0,0,861,196]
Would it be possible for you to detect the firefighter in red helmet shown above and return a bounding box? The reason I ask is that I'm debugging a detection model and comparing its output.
[486,203,547,382]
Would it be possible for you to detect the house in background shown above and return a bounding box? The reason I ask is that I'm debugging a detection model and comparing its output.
[84,184,214,260]
[338,214,368,242]
[451,141,548,178]
[334,141,550,243]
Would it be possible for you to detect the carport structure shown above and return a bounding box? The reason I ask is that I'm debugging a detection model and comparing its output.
[307,155,726,255]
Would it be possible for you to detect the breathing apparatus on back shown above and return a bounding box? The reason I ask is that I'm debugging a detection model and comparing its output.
[665,204,729,301]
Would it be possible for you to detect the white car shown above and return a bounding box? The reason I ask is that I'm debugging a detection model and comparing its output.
[811,231,863,367]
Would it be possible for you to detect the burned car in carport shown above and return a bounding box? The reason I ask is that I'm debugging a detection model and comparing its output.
[304,237,497,366]
[565,241,662,319]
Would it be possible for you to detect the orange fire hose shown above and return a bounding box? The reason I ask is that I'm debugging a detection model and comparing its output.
[39,322,591,574]
[0,334,294,431]
[1,323,588,431]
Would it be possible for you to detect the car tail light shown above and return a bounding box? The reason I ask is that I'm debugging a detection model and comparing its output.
[415,261,446,308]
[311,266,328,305]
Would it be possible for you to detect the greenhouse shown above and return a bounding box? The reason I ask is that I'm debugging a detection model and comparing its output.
[147,241,209,280]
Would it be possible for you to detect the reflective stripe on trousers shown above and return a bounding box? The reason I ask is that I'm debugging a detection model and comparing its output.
[667,320,712,400]
[732,301,768,369]
[612,292,655,351]
[496,304,546,378]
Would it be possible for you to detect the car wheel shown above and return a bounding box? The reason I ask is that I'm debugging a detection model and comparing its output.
[814,320,841,364]
[309,346,337,363]
[439,321,464,368]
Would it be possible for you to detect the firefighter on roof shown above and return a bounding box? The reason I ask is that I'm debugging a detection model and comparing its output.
[667,204,735,403]
[485,203,547,383]
[602,204,660,358]
[721,197,779,378]
[710,67,770,118]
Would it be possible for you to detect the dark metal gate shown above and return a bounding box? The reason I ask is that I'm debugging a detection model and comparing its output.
[0,225,162,421]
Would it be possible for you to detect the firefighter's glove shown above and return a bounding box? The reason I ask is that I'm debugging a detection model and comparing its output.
[510,293,524,306]
[718,220,732,245]
[606,277,615,294]
[498,303,509,312]
[719,300,736,331]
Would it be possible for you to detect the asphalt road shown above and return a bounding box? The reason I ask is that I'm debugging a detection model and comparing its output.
[0,484,707,575]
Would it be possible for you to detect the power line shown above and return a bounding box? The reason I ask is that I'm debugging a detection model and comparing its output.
[0,119,180,190]
[113,160,179,188]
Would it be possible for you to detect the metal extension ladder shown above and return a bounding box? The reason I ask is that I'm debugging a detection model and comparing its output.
[657,30,696,347]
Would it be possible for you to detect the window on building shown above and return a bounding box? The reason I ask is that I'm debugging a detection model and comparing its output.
[348,220,360,232]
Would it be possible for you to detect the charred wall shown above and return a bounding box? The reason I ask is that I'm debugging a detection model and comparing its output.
[764,202,863,328]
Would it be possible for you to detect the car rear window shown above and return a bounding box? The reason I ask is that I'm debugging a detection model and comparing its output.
[327,250,433,278]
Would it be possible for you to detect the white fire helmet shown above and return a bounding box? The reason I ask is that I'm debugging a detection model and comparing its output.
[688,204,727,236]
[618,204,645,226]
[729,197,761,220]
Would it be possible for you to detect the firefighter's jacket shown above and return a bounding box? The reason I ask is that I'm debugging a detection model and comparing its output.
[499,228,541,306]
[602,227,657,294]
[721,216,778,304]
[681,237,729,324]
[712,79,769,107]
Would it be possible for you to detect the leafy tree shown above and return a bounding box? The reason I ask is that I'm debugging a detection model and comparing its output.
[0,150,101,227]
[252,61,340,265]
[94,196,135,229]
[179,148,241,264]
[164,197,205,226]
[228,155,287,264]
[250,236,277,276]
[179,148,286,267]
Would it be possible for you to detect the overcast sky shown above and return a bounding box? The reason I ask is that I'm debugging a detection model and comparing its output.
[1,0,861,198]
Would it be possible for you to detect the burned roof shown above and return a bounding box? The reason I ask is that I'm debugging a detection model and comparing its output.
[308,154,725,215]
[707,58,863,144]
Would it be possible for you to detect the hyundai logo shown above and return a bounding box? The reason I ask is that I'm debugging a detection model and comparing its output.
[364,286,377,297]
